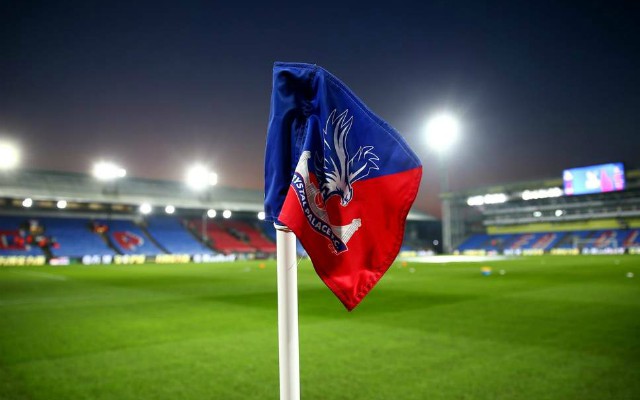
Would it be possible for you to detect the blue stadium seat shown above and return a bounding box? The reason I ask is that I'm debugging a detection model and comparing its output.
[40,217,114,257]
[145,217,215,255]
[456,234,490,251]
[0,216,45,256]
[102,219,164,255]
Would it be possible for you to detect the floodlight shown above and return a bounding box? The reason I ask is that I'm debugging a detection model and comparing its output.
[424,113,460,153]
[92,162,126,181]
[555,209,564,217]
[139,203,152,214]
[57,200,67,209]
[533,211,542,217]
[222,210,232,219]
[207,209,217,218]
[466,193,507,206]
[467,196,484,206]
[22,198,33,208]
[0,142,19,170]
[257,211,266,220]
[186,165,218,191]
[522,187,563,201]
[483,193,507,204]
[165,205,175,214]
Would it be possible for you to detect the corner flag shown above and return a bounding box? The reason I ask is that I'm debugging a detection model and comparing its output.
[265,62,422,310]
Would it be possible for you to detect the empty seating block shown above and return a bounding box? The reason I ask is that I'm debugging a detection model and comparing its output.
[457,229,640,253]
[623,229,640,247]
[40,217,114,257]
[146,217,214,255]
[104,219,163,255]
[0,216,44,256]
[189,220,255,254]
[456,234,490,252]
[221,220,276,253]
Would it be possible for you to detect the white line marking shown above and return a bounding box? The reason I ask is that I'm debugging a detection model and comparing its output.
[9,270,68,281]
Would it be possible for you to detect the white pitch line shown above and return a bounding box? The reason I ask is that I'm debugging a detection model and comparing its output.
[400,255,514,264]
[9,270,68,281]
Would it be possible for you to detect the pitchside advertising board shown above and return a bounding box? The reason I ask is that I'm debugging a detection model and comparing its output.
[81,254,236,265]
[1,253,235,266]
[563,162,625,196]
[0,256,47,266]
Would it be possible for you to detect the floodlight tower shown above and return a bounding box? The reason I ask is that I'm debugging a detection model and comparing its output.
[186,165,218,192]
[0,141,20,170]
[92,161,127,196]
[185,164,219,244]
[425,113,460,254]
[92,161,127,181]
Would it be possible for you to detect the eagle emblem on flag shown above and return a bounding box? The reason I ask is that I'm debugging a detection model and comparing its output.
[289,109,379,254]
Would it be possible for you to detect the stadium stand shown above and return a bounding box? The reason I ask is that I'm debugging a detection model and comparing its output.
[456,234,489,252]
[40,217,114,257]
[221,220,276,253]
[456,229,640,254]
[145,217,215,255]
[553,231,591,249]
[0,216,44,256]
[188,219,256,254]
[448,166,640,255]
[0,170,438,263]
[103,219,164,255]
[529,232,565,250]
[623,229,640,247]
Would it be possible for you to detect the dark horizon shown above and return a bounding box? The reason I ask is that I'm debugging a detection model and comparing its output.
[1,1,639,217]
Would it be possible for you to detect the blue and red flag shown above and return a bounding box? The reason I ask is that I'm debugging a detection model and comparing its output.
[265,62,422,310]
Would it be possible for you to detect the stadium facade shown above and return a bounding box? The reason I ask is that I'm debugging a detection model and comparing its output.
[448,166,640,255]
[0,169,440,265]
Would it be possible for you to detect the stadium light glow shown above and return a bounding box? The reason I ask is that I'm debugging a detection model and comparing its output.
[257,211,265,220]
[533,211,542,217]
[56,200,67,209]
[186,165,218,191]
[555,209,564,217]
[0,141,19,170]
[522,187,563,201]
[207,209,217,218]
[466,196,484,206]
[424,113,460,153]
[165,205,175,214]
[222,210,232,219]
[139,203,152,215]
[22,198,33,208]
[466,193,508,206]
[92,162,126,181]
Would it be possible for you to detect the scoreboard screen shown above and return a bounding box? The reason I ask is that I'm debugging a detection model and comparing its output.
[563,163,625,196]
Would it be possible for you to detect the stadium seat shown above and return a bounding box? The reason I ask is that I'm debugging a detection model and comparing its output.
[102,219,164,255]
[145,217,215,255]
[188,219,256,254]
[39,217,114,257]
[0,216,45,256]
[457,228,639,254]
[622,229,640,248]
[220,220,276,253]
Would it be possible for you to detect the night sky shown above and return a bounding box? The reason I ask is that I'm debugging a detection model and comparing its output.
[1,1,639,216]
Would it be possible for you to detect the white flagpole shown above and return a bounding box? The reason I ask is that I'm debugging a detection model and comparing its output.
[275,225,300,400]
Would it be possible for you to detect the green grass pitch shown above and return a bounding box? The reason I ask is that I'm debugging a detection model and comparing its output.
[0,256,639,400]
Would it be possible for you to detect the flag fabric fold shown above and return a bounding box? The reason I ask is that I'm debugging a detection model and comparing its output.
[265,62,422,310]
